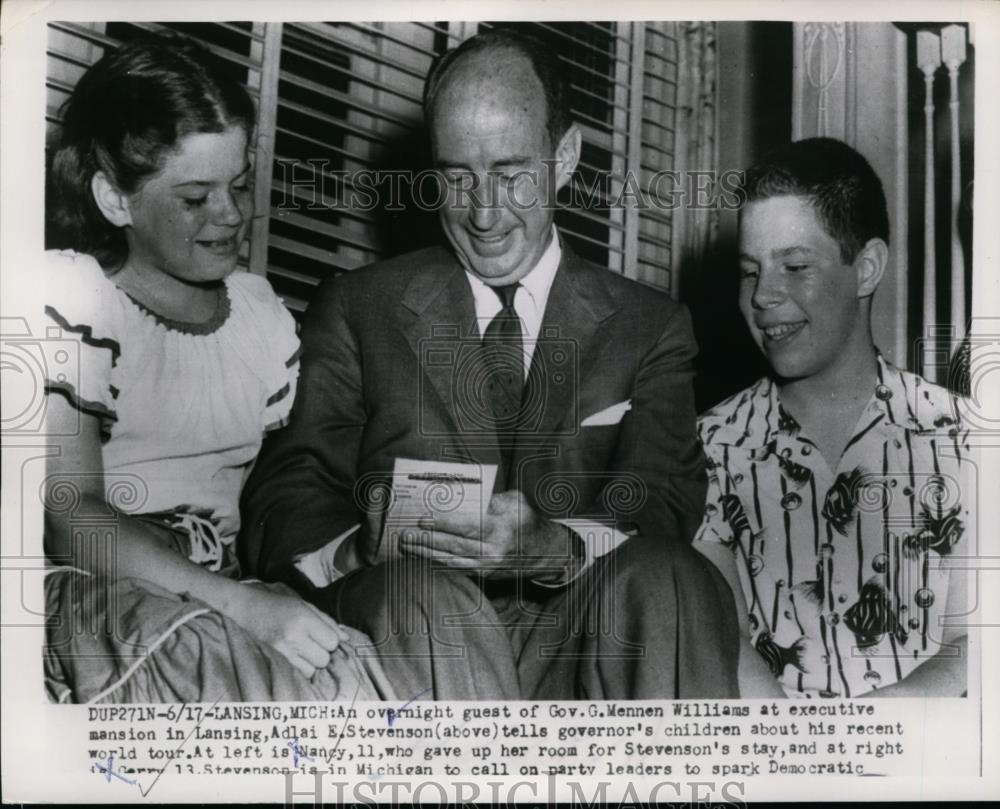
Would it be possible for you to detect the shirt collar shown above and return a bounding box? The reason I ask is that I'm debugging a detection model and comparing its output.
[463,225,561,313]
[701,353,963,450]
[518,226,562,309]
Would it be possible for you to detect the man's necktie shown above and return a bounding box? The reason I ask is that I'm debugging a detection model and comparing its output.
[482,283,524,450]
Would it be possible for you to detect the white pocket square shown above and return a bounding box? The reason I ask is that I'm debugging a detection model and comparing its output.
[581,399,632,427]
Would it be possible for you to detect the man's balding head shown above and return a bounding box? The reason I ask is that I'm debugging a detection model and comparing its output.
[427,47,547,159]
[424,29,572,150]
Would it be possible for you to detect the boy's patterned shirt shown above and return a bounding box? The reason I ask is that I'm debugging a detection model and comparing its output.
[694,356,971,697]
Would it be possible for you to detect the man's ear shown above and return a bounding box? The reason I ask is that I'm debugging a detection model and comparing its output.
[91,171,133,228]
[552,124,582,192]
[855,237,888,298]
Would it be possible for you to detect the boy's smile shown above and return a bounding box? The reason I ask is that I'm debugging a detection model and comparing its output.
[738,195,866,384]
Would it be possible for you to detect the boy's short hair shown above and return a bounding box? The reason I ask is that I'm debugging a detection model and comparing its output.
[740,137,890,264]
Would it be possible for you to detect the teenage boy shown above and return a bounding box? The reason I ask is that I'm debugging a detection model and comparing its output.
[695,138,970,698]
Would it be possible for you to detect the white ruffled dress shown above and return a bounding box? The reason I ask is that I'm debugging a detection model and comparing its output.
[42,250,393,703]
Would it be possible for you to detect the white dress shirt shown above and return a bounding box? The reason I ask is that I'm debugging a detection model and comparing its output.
[463,225,562,375]
[296,227,628,587]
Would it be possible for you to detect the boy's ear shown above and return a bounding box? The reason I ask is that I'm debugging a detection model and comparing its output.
[91,171,133,228]
[855,237,888,298]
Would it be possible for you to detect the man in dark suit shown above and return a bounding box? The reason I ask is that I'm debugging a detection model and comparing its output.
[241,28,738,700]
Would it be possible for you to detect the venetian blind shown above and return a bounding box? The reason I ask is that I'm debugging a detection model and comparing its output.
[45,20,685,311]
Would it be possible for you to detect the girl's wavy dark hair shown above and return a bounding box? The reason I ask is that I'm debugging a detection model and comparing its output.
[48,32,255,269]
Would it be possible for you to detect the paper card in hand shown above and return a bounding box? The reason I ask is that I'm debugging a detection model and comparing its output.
[380,458,498,548]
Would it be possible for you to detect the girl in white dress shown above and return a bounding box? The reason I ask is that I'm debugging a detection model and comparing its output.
[43,33,393,702]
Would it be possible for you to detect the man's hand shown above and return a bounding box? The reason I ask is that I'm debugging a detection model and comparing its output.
[232,585,350,679]
[401,490,583,580]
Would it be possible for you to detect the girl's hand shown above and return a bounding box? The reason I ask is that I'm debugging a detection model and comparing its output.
[45,397,350,682]
[233,586,350,679]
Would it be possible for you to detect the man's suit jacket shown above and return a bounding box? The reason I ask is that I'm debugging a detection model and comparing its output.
[240,242,707,583]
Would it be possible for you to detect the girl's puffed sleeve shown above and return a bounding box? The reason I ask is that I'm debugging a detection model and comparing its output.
[42,251,119,431]
[232,272,301,433]
[263,300,301,433]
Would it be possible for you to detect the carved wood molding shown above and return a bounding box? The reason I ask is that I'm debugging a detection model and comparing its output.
[793,22,856,142]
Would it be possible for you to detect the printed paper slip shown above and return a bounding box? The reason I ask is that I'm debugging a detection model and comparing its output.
[380,458,498,543]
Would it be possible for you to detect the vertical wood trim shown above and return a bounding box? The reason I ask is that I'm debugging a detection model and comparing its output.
[844,23,858,145]
[608,23,632,274]
[942,24,967,346]
[893,28,909,366]
[792,24,805,140]
[249,22,283,278]
[448,21,478,42]
[947,68,966,341]
[622,22,646,283]
[921,65,937,379]
[947,64,965,338]
[670,24,690,299]
[921,67,936,380]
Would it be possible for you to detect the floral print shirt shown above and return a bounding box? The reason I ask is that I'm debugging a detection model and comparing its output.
[694,357,971,697]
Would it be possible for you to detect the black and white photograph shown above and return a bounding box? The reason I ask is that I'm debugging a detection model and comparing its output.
[2,0,998,803]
